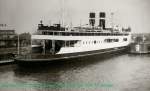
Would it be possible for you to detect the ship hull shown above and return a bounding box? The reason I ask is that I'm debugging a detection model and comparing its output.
[14,46,128,65]
[15,33,131,65]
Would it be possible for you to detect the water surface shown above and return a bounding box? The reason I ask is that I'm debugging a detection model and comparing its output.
[0,54,150,91]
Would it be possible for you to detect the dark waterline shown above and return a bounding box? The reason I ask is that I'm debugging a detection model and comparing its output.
[0,53,150,91]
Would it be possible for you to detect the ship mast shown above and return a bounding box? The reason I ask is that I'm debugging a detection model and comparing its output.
[60,0,65,27]
[111,12,114,29]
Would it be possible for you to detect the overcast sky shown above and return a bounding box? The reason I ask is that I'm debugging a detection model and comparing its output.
[0,0,150,33]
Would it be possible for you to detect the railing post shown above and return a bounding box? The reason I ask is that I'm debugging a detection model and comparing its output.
[52,40,55,55]
[43,40,45,55]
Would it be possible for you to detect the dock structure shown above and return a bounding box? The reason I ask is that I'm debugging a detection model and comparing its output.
[130,34,150,54]
[0,53,14,65]
[0,60,14,65]
[130,42,150,54]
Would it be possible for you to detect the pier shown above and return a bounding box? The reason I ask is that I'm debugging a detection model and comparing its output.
[130,33,150,54]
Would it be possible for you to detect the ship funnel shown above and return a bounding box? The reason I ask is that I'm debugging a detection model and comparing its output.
[99,12,106,29]
[89,12,95,27]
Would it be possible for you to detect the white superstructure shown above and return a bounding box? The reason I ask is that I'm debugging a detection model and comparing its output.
[31,12,131,55]
[32,29,131,54]
[57,36,131,54]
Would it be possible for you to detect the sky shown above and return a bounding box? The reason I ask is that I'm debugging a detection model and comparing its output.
[0,0,150,33]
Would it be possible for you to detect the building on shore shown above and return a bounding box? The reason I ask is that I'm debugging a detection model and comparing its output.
[0,24,17,48]
[0,24,31,48]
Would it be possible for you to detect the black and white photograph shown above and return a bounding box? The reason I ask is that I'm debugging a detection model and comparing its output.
[0,0,150,91]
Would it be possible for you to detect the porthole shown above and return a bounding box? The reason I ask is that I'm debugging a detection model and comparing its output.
[94,40,96,44]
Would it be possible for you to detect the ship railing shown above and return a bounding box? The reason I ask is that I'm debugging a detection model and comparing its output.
[36,30,129,36]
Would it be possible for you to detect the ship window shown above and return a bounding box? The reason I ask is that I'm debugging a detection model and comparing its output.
[108,39,112,42]
[48,32,53,35]
[107,33,109,36]
[70,41,75,47]
[63,40,77,47]
[89,33,92,36]
[43,32,46,35]
[148,46,150,51]
[90,33,93,36]
[67,32,70,36]
[123,38,127,41]
[85,33,87,36]
[66,41,70,46]
[74,33,78,36]
[105,39,113,43]
[45,32,47,35]
[71,32,74,36]
[99,33,102,36]
[62,32,65,36]
[63,32,66,36]
[94,41,96,44]
[62,41,65,47]
[86,41,88,44]
[54,32,58,35]
[114,39,119,42]
[104,33,107,36]
[80,33,83,36]
[96,33,99,36]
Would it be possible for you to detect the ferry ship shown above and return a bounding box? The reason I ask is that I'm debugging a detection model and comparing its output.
[15,12,131,63]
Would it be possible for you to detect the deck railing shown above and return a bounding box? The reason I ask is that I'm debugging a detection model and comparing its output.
[36,31,129,36]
